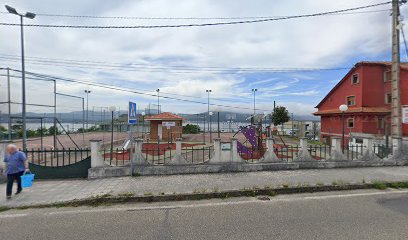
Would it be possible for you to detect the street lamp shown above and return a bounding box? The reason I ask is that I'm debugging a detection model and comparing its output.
[84,90,91,129]
[209,111,213,143]
[156,89,160,114]
[339,104,349,153]
[109,106,116,161]
[5,5,36,151]
[251,89,258,125]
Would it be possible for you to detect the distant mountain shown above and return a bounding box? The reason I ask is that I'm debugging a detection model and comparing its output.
[0,110,318,123]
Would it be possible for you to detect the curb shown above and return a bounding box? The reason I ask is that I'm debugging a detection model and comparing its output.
[1,181,407,211]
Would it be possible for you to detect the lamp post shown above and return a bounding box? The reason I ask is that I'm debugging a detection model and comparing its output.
[109,106,116,161]
[209,111,213,143]
[84,90,91,129]
[339,104,349,153]
[5,5,35,151]
[251,89,258,124]
[156,89,160,114]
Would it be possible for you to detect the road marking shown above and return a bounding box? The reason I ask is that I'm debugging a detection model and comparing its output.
[0,213,28,219]
[1,189,408,218]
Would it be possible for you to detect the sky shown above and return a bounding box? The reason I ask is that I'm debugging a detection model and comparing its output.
[0,0,406,116]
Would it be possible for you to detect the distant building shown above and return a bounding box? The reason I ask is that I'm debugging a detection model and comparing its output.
[273,120,319,138]
[144,112,184,141]
[314,61,408,145]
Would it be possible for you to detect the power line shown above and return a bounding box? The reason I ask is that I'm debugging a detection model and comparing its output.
[0,2,392,29]
[0,55,350,74]
[0,9,391,20]
[6,68,276,112]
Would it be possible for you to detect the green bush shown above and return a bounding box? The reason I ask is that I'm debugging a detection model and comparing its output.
[183,124,200,134]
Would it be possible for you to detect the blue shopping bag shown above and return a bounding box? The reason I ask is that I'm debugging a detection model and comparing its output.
[21,173,35,188]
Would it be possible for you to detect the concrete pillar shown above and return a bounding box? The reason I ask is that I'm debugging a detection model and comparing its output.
[207,138,222,164]
[392,137,402,156]
[294,138,313,162]
[176,138,182,156]
[363,138,373,153]
[260,137,280,163]
[329,137,347,161]
[90,140,104,167]
[0,140,10,174]
[359,137,380,161]
[168,138,188,165]
[231,138,245,163]
[133,139,148,165]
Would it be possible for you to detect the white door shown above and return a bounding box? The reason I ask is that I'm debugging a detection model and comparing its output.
[158,124,162,140]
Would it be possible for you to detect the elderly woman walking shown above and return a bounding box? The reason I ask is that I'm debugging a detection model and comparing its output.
[3,144,29,199]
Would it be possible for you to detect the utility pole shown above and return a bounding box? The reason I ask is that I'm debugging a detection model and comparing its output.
[7,68,11,141]
[391,0,403,153]
[84,90,91,129]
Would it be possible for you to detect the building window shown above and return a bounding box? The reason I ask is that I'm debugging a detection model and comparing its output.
[377,117,385,129]
[347,118,354,128]
[346,96,356,106]
[384,71,391,82]
[385,93,392,104]
[351,74,359,84]
[355,138,363,144]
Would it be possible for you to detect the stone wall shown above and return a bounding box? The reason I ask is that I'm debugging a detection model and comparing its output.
[87,137,408,178]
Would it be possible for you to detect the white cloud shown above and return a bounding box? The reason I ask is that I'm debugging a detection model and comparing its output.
[0,0,395,115]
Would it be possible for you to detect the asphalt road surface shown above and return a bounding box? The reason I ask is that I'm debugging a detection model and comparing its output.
[1,189,408,240]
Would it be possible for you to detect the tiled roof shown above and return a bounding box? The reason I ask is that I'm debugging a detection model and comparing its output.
[144,112,184,121]
[313,107,390,116]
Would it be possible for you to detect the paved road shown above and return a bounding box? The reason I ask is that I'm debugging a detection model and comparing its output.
[2,166,408,207]
[1,189,408,240]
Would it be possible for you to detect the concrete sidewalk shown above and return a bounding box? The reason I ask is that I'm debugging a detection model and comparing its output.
[1,166,408,207]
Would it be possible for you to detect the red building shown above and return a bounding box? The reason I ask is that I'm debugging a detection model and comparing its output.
[314,61,408,145]
[144,112,184,141]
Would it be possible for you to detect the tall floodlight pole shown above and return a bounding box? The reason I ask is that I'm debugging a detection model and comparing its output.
[251,89,258,124]
[84,90,91,129]
[391,0,403,153]
[206,90,212,136]
[156,89,160,114]
[5,5,36,151]
[109,106,116,161]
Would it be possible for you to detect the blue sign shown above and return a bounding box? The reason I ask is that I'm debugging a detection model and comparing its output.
[128,101,137,124]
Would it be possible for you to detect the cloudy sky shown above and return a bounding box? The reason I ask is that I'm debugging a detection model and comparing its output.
[0,0,405,116]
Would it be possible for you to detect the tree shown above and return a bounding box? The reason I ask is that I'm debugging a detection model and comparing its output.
[271,106,290,133]
[183,124,200,134]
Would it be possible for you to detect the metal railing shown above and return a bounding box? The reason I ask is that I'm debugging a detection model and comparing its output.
[344,145,364,161]
[143,148,174,165]
[275,145,299,162]
[24,148,91,166]
[238,147,266,163]
[373,144,392,159]
[182,145,214,164]
[102,148,131,166]
[308,145,331,160]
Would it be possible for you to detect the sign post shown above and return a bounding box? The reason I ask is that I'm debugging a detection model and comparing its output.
[128,101,137,174]
[162,122,176,146]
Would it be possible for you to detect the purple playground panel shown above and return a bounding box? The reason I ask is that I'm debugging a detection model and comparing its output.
[237,126,258,154]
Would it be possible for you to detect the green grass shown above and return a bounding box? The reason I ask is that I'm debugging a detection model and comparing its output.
[117,192,135,197]
[372,181,387,190]
[267,190,277,197]
[0,206,10,212]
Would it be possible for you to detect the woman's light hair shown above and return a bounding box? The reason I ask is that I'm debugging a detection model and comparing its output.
[6,144,18,150]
